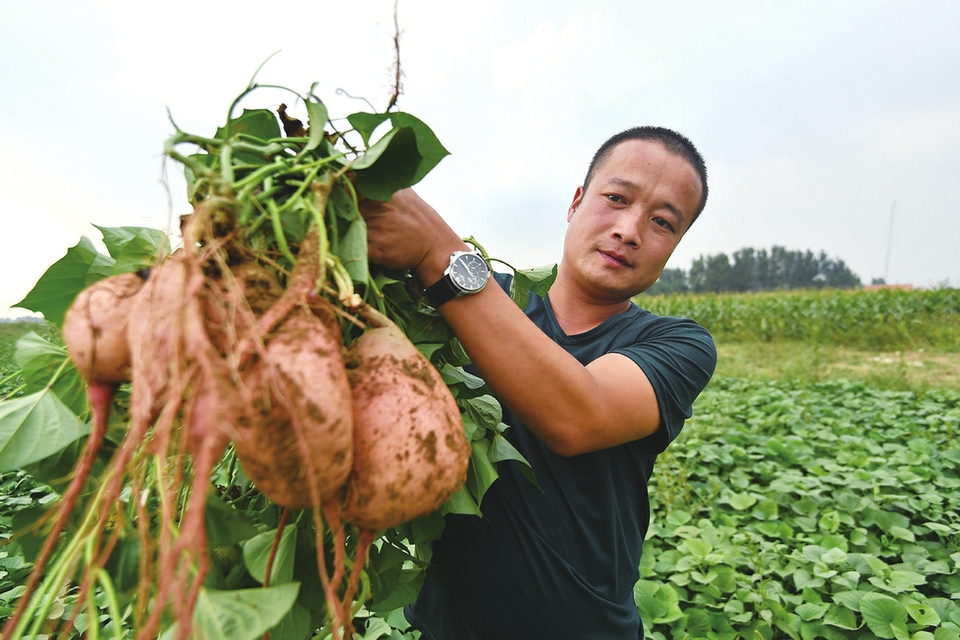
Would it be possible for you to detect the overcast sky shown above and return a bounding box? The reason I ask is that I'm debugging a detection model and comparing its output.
[2,0,958,319]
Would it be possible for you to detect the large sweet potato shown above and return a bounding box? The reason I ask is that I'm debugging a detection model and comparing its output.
[343,307,470,529]
[62,272,147,385]
[232,303,354,509]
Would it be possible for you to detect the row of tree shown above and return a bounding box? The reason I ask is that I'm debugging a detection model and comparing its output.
[646,246,862,295]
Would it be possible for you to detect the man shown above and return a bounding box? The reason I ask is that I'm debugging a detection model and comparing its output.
[361,127,717,639]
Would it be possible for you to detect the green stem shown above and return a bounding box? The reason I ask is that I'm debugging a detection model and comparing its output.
[278,165,321,215]
[268,199,296,264]
[220,143,235,185]
[43,357,71,390]
[234,159,292,199]
[0,379,26,400]
[305,199,328,287]
[164,137,215,181]
[96,568,124,639]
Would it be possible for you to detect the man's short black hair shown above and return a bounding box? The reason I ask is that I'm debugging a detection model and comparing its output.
[583,127,709,227]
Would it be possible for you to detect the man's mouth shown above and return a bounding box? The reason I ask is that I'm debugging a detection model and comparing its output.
[599,250,630,267]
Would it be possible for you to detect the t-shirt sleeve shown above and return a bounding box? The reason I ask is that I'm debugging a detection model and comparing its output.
[615,318,716,454]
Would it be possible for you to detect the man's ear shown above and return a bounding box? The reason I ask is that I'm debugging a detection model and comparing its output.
[567,186,585,222]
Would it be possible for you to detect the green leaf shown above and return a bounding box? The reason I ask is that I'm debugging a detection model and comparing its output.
[267,601,312,640]
[509,264,558,310]
[404,510,446,544]
[820,547,848,565]
[216,108,281,143]
[439,364,486,390]
[515,264,557,297]
[487,433,539,490]
[204,490,260,546]
[354,114,450,201]
[160,583,299,640]
[340,217,369,285]
[795,602,828,621]
[728,492,757,510]
[241,526,297,585]
[823,604,860,630]
[635,589,668,624]
[347,112,391,147]
[934,628,960,640]
[405,312,454,345]
[352,127,400,173]
[14,236,115,326]
[681,539,713,559]
[888,525,916,542]
[461,395,503,436]
[14,332,85,415]
[466,438,499,505]
[832,590,866,611]
[440,484,481,517]
[905,600,941,626]
[94,225,170,274]
[303,97,328,152]
[0,389,89,472]
[860,592,908,639]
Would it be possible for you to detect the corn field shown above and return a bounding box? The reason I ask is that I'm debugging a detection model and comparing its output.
[639,287,960,349]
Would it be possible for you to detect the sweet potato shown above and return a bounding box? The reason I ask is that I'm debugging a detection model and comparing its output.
[232,303,354,509]
[62,272,147,385]
[343,306,470,529]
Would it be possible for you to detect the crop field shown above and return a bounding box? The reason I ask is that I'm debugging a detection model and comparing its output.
[639,287,960,639]
[2,285,959,638]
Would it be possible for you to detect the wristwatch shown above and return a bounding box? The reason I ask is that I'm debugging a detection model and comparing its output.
[422,250,490,307]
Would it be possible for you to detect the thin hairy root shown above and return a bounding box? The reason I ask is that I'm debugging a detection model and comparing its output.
[312,508,344,640]
[263,508,291,589]
[342,528,378,619]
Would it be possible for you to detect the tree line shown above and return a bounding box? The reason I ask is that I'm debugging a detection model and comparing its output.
[646,246,862,295]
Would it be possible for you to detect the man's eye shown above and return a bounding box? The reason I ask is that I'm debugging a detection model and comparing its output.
[605,194,625,204]
[654,217,675,232]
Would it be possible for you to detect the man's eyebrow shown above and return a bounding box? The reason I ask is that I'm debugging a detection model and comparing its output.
[606,177,687,228]
[607,177,639,191]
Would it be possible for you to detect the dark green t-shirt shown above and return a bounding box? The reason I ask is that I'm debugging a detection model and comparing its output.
[406,276,716,639]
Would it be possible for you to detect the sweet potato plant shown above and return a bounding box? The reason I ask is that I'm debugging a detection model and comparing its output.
[0,75,552,639]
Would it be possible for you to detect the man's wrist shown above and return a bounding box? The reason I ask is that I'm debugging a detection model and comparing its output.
[418,245,490,308]
[415,241,471,289]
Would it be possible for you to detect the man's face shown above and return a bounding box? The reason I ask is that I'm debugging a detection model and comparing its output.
[561,139,702,301]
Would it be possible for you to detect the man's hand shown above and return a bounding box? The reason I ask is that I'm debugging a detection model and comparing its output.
[359,189,467,285]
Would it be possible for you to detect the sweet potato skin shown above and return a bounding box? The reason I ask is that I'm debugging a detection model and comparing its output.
[343,313,470,529]
[62,272,146,385]
[233,305,354,509]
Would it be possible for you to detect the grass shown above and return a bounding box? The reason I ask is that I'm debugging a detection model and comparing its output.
[715,340,960,392]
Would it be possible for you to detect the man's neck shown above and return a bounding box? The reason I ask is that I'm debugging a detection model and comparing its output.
[547,275,632,336]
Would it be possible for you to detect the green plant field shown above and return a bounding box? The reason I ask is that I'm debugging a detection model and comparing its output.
[641,376,960,639]
[639,287,960,350]
[0,321,60,399]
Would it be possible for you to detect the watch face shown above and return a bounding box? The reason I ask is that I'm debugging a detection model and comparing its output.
[450,252,489,292]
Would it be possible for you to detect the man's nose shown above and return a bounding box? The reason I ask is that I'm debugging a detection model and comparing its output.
[612,210,642,247]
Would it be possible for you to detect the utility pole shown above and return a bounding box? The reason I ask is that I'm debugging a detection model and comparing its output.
[883,199,896,284]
